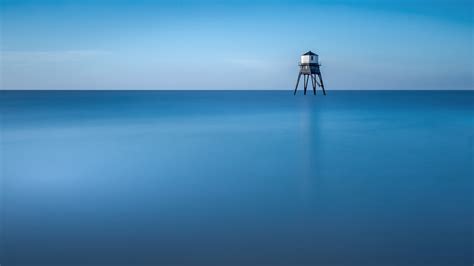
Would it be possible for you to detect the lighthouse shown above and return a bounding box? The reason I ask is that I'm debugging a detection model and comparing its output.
[294,51,326,95]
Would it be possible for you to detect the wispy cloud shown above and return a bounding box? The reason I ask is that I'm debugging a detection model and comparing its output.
[227,58,272,70]
[1,50,110,63]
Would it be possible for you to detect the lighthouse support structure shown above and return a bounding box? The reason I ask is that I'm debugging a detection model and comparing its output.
[294,72,326,96]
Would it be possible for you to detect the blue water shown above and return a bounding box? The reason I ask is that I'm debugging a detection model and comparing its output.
[0,90,472,266]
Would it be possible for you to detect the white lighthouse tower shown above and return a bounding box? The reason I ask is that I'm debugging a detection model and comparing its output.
[294,51,326,95]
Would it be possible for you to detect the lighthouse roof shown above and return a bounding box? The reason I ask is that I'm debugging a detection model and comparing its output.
[303,51,318,56]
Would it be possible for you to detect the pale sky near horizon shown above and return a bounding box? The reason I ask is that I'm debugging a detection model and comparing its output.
[1,0,473,90]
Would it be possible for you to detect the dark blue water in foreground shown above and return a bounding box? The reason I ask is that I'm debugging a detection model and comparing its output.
[0,91,472,266]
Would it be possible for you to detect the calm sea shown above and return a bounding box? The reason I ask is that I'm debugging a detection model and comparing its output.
[0,90,472,266]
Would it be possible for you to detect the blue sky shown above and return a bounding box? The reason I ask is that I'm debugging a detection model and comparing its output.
[1,0,472,90]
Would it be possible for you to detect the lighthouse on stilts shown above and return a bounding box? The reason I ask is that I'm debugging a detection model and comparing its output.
[294,51,326,95]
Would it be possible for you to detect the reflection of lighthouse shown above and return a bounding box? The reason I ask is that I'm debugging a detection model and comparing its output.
[294,51,326,95]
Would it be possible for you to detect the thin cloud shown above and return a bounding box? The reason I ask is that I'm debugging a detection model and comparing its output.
[1,50,111,63]
[228,58,272,70]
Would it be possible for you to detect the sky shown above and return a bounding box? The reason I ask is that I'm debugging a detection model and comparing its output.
[0,0,473,90]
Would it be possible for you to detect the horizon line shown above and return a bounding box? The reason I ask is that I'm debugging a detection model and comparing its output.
[1,89,473,92]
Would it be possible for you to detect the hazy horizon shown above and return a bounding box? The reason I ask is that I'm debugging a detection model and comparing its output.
[1,0,473,90]
[1,88,473,91]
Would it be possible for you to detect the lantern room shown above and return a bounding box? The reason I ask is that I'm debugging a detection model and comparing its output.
[300,51,319,65]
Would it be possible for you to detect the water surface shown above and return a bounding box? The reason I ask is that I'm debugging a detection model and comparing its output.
[1,90,472,266]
